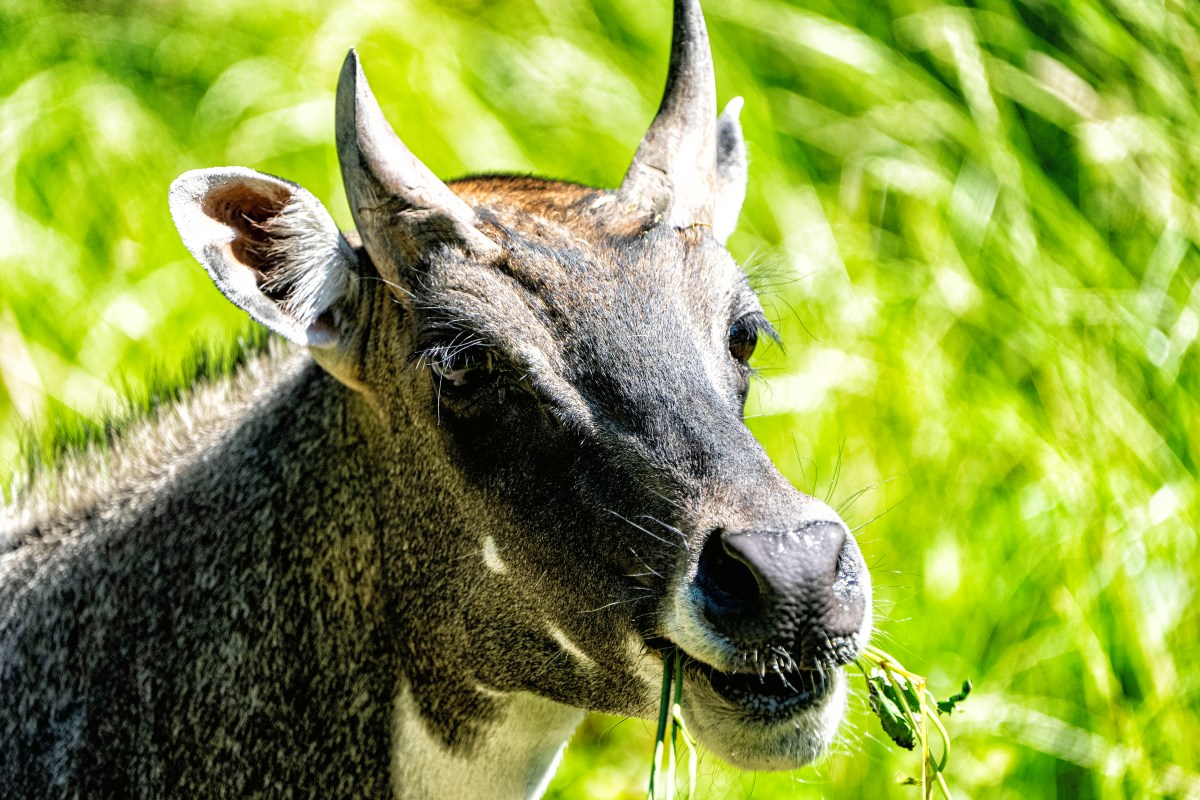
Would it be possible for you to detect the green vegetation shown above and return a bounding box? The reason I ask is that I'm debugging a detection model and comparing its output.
[2,0,1198,796]
[646,651,696,800]
[860,646,971,797]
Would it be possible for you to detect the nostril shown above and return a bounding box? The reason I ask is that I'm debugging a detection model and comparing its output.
[695,529,762,621]
[690,522,865,661]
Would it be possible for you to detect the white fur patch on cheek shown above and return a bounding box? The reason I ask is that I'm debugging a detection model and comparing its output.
[547,624,597,671]
[624,632,665,687]
[481,535,508,574]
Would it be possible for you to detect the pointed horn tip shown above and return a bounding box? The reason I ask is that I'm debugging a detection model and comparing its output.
[677,0,706,23]
[338,48,366,92]
[675,0,713,49]
[721,96,744,121]
[336,47,382,134]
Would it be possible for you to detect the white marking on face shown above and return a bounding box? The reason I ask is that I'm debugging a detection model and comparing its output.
[546,624,597,671]
[481,535,508,574]
[473,683,506,699]
[625,631,666,688]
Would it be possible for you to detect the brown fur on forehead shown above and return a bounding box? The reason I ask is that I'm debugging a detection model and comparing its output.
[449,175,625,235]
[428,175,756,355]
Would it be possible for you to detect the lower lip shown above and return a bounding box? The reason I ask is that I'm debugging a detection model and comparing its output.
[686,657,834,719]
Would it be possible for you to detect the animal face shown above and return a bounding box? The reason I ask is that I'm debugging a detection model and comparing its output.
[169,0,871,772]
[398,181,871,770]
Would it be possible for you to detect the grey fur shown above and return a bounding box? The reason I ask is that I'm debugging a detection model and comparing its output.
[0,2,869,797]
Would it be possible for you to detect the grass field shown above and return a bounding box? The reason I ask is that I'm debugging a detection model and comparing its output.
[2,0,1198,796]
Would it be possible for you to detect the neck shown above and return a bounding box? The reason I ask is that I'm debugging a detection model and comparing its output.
[390,686,583,800]
[319,354,589,799]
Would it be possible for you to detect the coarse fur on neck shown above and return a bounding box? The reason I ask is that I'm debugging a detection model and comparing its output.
[2,332,285,549]
[391,686,583,800]
[1,335,592,798]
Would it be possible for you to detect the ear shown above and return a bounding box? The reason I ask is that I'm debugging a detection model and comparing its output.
[169,167,358,348]
[713,97,747,245]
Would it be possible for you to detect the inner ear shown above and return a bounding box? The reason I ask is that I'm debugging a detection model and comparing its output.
[171,167,357,348]
[202,180,293,301]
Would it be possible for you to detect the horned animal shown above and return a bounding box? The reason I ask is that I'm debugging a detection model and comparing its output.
[0,1,872,797]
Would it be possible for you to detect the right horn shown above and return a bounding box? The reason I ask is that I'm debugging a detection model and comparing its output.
[618,0,718,230]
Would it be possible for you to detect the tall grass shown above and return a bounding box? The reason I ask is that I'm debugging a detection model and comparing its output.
[2,0,1198,796]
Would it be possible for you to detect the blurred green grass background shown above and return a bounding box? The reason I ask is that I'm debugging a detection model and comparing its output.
[2,0,1198,796]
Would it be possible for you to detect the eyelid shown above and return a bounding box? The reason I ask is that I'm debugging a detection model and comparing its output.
[407,328,493,369]
[733,311,779,343]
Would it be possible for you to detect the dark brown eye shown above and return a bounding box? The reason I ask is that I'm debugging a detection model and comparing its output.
[430,345,495,390]
[728,318,759,363]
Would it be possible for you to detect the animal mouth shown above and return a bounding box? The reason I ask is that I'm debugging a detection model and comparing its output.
[649,639,835,721]
[699,661,832,719]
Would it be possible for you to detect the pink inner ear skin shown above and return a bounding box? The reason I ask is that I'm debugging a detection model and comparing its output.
[203,180,294,296]
[216,241,267,292]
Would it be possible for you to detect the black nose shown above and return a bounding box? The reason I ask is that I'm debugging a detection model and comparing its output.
[694,522,867,666]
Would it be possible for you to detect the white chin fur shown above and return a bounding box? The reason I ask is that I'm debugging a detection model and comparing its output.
[679,669,847,771]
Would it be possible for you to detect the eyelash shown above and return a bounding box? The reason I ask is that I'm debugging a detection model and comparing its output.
[730,313,777,354]
[741,312,777,339]
[408,335,487,369]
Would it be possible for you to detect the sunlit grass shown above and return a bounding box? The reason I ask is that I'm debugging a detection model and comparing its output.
[2,0,1199,797]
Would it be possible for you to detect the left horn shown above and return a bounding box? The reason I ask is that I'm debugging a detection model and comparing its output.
[335,49,496,264]
[619,0,717,228]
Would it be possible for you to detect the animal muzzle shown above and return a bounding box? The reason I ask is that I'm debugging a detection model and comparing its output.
[692,518,868,670]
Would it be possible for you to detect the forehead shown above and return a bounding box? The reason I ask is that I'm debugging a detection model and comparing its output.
[427,176,756,351]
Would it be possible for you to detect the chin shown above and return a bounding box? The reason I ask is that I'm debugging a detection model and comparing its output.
[675,656,848,771]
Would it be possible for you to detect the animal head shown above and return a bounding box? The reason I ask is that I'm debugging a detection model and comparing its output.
[169,0,871,772]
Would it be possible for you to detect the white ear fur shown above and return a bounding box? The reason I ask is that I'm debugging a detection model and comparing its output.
[714,97,748,245]
[169,167,357,347]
